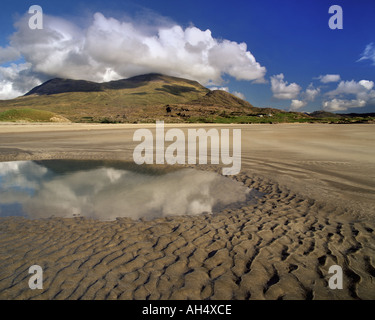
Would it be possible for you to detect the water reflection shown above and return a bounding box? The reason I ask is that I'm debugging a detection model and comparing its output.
[0,160,257,220]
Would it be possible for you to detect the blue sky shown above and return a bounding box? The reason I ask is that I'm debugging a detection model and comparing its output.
[0,0,374,113]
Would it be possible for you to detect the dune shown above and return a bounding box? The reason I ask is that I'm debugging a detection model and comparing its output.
[0,123,374,300]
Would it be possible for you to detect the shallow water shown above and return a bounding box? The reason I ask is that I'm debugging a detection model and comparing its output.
[0,160,259,220]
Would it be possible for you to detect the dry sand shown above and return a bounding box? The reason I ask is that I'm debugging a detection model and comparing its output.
[0,123,374,300]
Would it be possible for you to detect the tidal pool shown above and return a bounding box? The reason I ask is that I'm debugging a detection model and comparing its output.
[0,160,260,220]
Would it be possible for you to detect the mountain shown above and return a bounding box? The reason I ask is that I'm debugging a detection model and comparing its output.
[190,90,253,108]
[24,73,209,96]
[309,110,341,118]
[25,78,103,96]
[1,74,373,124]
[0,73,265,123]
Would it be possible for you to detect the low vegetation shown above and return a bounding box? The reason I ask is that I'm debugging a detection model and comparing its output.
[186,112,375,124]
[0,74,373,124]
[0,108,70,122]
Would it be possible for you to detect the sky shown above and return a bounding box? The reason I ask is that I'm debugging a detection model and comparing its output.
[0,0,374,113]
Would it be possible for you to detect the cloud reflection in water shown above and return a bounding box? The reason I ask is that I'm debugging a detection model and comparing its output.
[0,160,254,220]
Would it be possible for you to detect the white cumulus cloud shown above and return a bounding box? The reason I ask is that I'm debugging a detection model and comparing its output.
[0,63,41,99]
[326,80,374,97]
[0,46,21,64]
[270,73,301,100]
[0,11,267,99]
[318,74,341,83]
[290,99,307,111]
[233,91,246,100]
[208,86,229,92]
[322,99,367,112]
[322,79,375,111]
[359,80,374,91]
[303,83,320,101]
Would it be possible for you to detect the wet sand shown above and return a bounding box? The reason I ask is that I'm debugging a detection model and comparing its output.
[0,123,374,299]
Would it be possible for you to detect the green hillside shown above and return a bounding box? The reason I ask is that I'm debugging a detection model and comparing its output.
[0,108,70,122]
[2,73,371,124]
[0,74,217,122]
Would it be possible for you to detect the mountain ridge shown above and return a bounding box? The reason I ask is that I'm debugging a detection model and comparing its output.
[24,73,209,96]
[1,73,267,122]
[1,73,373,123]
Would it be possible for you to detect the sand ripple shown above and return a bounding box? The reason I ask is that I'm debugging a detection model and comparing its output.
[0,173,374,300]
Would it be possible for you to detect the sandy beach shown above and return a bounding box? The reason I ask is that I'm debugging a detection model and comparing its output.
[0,123,374,300]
